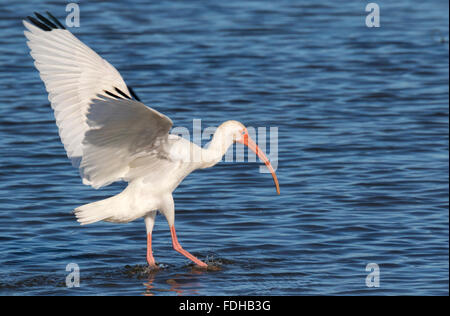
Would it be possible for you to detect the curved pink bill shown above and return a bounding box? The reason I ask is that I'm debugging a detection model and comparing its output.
[238,133,280,195]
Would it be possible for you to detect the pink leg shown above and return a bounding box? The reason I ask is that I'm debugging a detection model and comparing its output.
[147,233,157,268]
[170,226,207,267]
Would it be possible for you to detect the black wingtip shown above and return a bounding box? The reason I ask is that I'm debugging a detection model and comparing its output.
[128,86,141,102]
[104,90,123,99]
[27,16,52,31]
[104,87,141,101]
[46,11,66,29]
[34,12,58,29]
[26,11,65,31]
[115,87,132,100]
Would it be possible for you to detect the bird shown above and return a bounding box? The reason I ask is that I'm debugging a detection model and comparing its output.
[23,12,280,268]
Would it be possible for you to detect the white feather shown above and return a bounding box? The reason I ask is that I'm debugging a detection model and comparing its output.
[24,20,131,167]
[81,97,173,188]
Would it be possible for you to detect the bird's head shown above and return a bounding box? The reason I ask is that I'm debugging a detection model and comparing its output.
[215,120,280,195]
[216,120,247,143]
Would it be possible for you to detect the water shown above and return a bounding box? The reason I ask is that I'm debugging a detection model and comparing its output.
[0,0,448,295]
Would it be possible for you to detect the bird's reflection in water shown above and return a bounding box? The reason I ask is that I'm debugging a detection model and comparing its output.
[142,272,157,296]
[142,267,209,296]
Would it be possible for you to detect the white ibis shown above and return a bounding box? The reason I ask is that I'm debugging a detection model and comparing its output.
[24,12,280,268]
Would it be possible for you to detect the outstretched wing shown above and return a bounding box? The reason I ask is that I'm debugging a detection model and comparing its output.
[23,12,140,168]
[24,12,173,188]
[81,96,172,188]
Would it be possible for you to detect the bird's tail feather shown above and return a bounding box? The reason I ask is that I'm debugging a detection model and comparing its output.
[74,197,115,225]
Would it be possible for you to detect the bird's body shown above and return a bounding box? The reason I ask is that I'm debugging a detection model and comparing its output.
[76,133,224,225]
[24,12,279,268]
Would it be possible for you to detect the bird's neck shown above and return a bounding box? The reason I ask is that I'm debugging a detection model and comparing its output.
[200,130,233,169]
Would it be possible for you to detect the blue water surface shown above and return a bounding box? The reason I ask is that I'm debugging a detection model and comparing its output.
[0,0,448,295]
